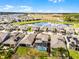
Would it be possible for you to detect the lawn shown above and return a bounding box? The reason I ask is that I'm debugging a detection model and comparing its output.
[73,24,79,28]
[16,47,30,56]
[13,20,48,25]
[12,19,73,25]
[13,19,61,25]
[16,47,74,59]
[16,47,48,57]
[69,49,79,59]
[13,18,79,28]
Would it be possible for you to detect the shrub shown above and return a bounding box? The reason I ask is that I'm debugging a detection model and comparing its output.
[4,49,14,59]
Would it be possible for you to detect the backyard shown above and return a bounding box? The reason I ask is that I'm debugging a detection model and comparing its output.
[16,47,70,59]
[69,49,79,59]
[16,47,48,57]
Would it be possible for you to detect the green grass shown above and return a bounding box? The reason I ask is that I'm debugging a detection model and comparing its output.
[13,20,48,25]
[73,24,79,28]
[39,56,48,59]
[13,19,60,25]
[16,47,48,57]
[13,19,79,28]
[13,19,74,25]
[52,21,79,28]
[69,49,79,59]
[16,47,30,56]
[27,26,33,32]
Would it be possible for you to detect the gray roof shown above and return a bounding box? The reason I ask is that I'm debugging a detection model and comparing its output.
[11,31,19,36]
[3,36,16,45]
[0,26,4,30]
[3,32,25,45]
[19,32,38,45]
[19,35,31,45]
[36,33,49,42]
[0,32,9,43]
[51,39,66,48]
[51,35,66,48]
[35,40,42,43]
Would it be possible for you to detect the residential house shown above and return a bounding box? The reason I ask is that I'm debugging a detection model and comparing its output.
[34,33,50,51]
[51,34,66,49]
[19,32,38,47]
[0,32,10,44]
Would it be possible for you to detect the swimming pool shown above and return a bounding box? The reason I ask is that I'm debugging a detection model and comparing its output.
[36,46,47,51]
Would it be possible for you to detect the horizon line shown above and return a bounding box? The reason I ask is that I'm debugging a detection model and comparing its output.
[0,12,79,14]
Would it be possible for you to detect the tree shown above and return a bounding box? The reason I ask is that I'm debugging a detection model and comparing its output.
[64,16,72,22]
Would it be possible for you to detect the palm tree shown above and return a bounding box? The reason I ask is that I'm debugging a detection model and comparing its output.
[47,35,51,56]
[32,32,40,45]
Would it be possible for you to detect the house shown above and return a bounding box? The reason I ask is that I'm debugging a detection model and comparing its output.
[75,28,79,34]
[36,33,49,41]
[48,27,57,33]
[32,26,40,31]
[40,27,48,32]
[3,36,17,47]
[15,33,25,41]
[19,25,28,31]
[4,24,13,31]
[34,33,50,51]
[51,39,66,49]
[65,35,79,51]
[19,35,31,47]
[11,26,19,31]
[0,26,4,30]
[3,32,25,47]
[51,34,66,49]
[57,28,66,34]
[0,32,10,43]
[47,27,54,32]
[11,31,19,36]
[19,32,38,47]
[66,28,75,35]
[34,33,51,56]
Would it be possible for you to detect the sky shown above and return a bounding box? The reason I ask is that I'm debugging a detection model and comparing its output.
[0,0,79,13]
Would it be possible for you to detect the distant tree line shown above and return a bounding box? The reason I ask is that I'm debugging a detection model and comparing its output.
[64,15,79,22]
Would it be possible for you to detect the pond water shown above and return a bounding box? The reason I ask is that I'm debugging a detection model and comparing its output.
[33,22,70,28]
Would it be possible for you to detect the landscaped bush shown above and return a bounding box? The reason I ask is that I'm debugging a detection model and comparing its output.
[4,49,14,59]
[27,26,32,32]
[52,48,69,59]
